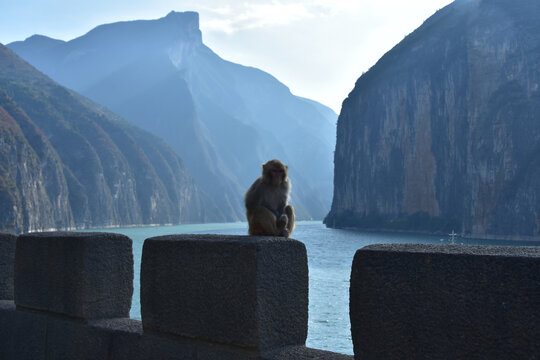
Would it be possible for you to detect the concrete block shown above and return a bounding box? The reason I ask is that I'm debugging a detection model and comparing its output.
[0,300,46,360]
[264,345,354,360]
[141,235,308,351]
[93,318,197,360]
[15,232,133,319]
[0,233,17,300]
[45,316,113,360]
[195,342,261,360]
[350,244,540,359]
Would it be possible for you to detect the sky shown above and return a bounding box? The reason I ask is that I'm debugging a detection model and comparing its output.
[0,0,454,113]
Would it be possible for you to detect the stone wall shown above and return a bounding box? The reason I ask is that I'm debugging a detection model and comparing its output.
[0,232,349,360]
[351,244,540,359]
[1,232,539,359]
[0,233,16,300]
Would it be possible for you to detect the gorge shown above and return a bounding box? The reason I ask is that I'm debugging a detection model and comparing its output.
[8,12,337,223]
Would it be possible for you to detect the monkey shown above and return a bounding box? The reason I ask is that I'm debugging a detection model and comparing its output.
[244,159,295,237]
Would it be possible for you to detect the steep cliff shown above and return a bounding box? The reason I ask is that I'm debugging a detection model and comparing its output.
[0,91,72,233]
[8,11,337,221]
[0,44,222,233]
[326,0,540,240]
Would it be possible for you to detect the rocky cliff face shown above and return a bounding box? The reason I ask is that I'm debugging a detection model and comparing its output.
[8,11,337,221]
[326,0,540,240]
[0,44,222,233]
[0,91,72,233]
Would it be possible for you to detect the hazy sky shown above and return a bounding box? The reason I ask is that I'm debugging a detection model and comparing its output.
[0,0,453,112]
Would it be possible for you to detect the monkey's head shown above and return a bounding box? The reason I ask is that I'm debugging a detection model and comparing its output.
[262,159,288,187]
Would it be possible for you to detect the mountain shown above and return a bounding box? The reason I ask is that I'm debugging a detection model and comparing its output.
[8,11,337,221]
[325,0,540,240]
[0,44,223,234]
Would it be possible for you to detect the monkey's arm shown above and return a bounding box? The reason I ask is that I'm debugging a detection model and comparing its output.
[244,178,263,210]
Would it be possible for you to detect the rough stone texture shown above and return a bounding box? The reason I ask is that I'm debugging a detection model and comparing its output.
[0,301,47,360]
[195,343,261,360]
[0,303,350,360]
[265,346,353,360]
[15,232,133,319]
[0,303,113,360]
[326,0,540,240]
[0,233,16,299]
[46,316,113,359]
[141,234,308,351]
[100,319,198,360]
[350,244,540,359]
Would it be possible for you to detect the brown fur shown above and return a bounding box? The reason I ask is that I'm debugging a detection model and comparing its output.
[244,159,295,237]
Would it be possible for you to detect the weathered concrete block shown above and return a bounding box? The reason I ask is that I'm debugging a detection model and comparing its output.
[0,233,17,300]
[141,235,308,351]
[45,316,113,359]
[0,300,46,360]
[195,341,261,360]
[15,232,133,319]
[350,244,540,359]
[93,318,197,360]
[264,345,354,360]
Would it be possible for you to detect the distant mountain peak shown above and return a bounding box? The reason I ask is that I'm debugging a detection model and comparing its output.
[56,10,203,51]
[24,34,61,43]
[161,11,201,43]
[6,34,65,56]
[165,10,199,26]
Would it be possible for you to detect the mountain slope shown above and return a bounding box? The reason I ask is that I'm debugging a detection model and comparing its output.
[8,11,337,220]
[0,90,72,233]
[0,44,222,233]
[325,0,540,240]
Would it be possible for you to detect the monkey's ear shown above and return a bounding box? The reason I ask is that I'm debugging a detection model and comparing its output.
[285,165,289,170]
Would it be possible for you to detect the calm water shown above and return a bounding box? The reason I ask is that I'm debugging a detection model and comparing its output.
[86,221,539,355]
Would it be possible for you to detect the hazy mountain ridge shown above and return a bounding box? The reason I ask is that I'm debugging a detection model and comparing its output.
[0,44,223,233]
[325,0,540,240]
[8,11,337,221]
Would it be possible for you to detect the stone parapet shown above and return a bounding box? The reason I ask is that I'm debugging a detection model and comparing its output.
[350,244,540,359]
[14,232,133,319]
[2,232,540,359]
[0,233,17,300]
[141,234,308,351]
